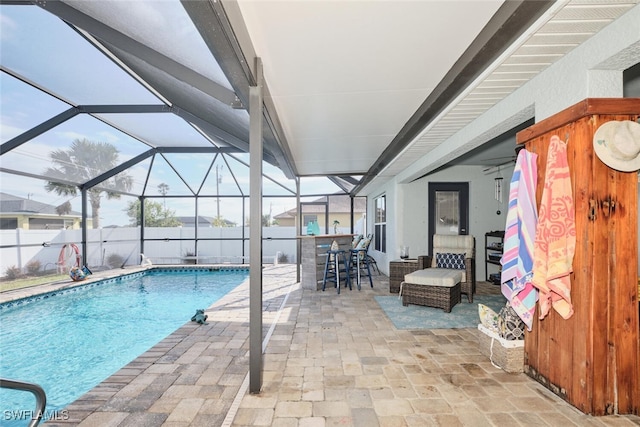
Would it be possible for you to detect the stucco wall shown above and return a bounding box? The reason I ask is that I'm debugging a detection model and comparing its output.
[368,164,513,280]
[403,165,512,281]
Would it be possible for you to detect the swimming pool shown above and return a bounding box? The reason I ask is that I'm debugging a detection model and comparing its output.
[0,267,249,425]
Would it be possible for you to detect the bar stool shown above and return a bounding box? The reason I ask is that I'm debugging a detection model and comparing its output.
[349,248,374,290]
[322,249,351,294]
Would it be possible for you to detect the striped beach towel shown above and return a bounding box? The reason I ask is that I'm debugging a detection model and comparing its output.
[500,148,539,330]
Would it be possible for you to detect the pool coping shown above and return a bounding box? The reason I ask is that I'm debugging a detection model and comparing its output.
[0,266,151,305]
[0,265,250,307]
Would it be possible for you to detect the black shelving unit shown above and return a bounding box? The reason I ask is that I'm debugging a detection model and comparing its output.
[485,231,504,285]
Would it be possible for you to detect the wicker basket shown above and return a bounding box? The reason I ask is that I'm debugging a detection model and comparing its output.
[477,324,524,373]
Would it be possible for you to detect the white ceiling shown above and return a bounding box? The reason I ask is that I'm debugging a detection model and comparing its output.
[232,0,639,191]
[236,0,503,176]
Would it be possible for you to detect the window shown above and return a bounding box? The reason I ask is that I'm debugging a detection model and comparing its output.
[0,218,18,229]
[374,195,386,253]
[303,214,318,226]
[29,218,64,230]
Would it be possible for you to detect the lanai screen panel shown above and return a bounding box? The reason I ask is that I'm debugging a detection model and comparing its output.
[63,0,255,154]
[0,74,71,144]
[65,0,232,90]
[2,114,152,187]
[97,113,220,148]
[0,5,161,106]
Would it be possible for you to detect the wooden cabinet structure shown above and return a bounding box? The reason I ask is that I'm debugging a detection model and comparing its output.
[516,98,639,416]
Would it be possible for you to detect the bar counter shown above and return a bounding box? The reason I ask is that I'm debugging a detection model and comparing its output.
[299,234,353,290]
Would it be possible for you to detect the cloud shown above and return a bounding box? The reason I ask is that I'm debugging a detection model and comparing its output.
[0,13,17,42]
[54,130,120,145]
[96,131,120,144]
[56,130,90,141]
[0,121,24,142]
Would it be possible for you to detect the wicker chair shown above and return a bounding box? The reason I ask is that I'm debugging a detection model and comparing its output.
[401,235,475,311]
[428,234,475,303]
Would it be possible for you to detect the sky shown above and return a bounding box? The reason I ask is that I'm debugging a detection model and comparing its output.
[0,4,344,227]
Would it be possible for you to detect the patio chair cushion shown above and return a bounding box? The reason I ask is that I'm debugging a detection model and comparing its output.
[435,252,465,270]
[478,303,500,332]
[432,234,474,256]
[404,268,462,287]
[430,234,475,282]
[356,236,370,249]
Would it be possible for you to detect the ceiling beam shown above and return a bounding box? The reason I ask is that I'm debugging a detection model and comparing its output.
[81,150,156,191]
[155,146,241,154]
[0,103,210,155]
[1,107,78,155]
[78,105,171,114]
[35,0,241,108]
[182,0,297,179]
[0,167,78,187]
[81,146,243,191]
[327,177,350,194]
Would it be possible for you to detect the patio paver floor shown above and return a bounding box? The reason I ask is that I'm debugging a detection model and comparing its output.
[9,264,638,426]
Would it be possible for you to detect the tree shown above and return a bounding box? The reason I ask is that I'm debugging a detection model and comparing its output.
[157,183,169,209]
[245,214,274,227]
[212,215,234,227]
[125,199,182,227]
[211,216,230,227]
[44,139,133,228]
[55,201,72,216]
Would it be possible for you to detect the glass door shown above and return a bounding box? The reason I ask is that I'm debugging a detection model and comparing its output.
[428,182,469,255]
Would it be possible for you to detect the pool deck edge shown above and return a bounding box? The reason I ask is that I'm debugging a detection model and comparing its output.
[43,264,297,426]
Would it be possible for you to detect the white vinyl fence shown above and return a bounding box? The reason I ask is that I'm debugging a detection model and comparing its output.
[0,226,298,278]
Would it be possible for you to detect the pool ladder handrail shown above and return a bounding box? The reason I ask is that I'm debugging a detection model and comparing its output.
[0,377,47,427]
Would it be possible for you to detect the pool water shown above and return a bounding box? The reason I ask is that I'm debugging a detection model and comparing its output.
[0,268,248,425]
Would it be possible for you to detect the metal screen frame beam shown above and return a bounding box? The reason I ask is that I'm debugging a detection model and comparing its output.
[249,58,264,393]
[36,0,239,108]
[183,0,297,180]
[1,108,78,154]
[81,189,88,265]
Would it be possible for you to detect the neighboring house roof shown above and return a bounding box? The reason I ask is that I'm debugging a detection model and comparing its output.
[0,192,81,217]
[274,195,366,220]
[274,211,296,221]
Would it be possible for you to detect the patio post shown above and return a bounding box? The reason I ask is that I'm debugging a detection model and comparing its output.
[81,188,87,267]
[249,57,264,393]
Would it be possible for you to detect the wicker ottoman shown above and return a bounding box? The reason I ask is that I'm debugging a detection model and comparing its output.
[400,269,462,312]
[389,256,431,293]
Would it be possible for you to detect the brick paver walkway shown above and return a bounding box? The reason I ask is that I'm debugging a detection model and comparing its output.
[20,264,639,426]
